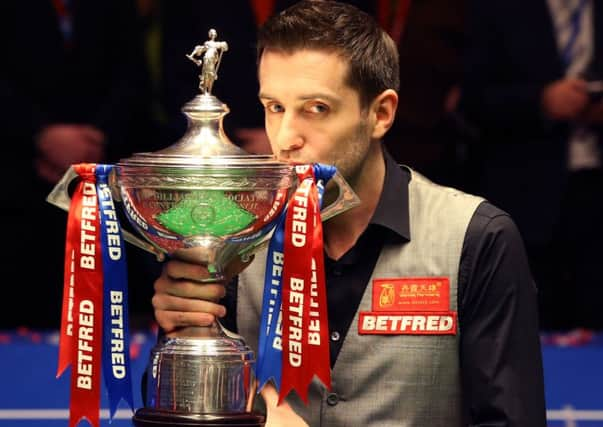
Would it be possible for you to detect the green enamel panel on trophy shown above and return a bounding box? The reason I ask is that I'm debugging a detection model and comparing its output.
[155,190,255,237]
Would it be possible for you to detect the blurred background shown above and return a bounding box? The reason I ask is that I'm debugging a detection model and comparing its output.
[0,0,601,425]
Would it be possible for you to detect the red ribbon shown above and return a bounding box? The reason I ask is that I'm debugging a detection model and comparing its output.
[57,164,104,427]
[280,166,331,403]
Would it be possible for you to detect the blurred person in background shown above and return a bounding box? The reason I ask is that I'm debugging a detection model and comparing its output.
[460,0,603,330]
[378,0,471,189]
[0,0,160,329]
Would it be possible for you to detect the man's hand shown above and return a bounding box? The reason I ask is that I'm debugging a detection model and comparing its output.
[35,124,106,183]
[542,78,589,121]
[152,253,253,336]
[235,127,272,154]
[580,99,603,125]
[261,383,309,427]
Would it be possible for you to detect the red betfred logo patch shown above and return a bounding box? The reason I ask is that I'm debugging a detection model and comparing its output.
[359,277,457,335]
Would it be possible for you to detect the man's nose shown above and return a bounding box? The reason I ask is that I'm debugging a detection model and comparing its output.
[274,113,305,153]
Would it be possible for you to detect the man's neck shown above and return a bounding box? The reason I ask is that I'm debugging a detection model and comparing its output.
[322,144,385,260]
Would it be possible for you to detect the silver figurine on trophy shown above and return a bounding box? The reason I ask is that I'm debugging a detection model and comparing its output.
[48,29,359,426]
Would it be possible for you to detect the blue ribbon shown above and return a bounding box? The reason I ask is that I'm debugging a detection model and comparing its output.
[96,165,134,420]
[256,209,286,391]
[255,163,336,392]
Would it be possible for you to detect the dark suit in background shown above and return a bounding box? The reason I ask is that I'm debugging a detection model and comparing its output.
[382,0,468,188]
[461,0,603,329]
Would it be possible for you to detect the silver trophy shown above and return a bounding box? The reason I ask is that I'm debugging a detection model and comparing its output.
[48,29,359,426]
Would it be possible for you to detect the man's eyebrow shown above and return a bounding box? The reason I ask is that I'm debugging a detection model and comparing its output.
[258,92,339,103]
[299,93,339,103]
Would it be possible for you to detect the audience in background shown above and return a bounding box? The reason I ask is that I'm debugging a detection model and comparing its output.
[460,0,603,330]
[380,0,471,188]
[0,0,160,329]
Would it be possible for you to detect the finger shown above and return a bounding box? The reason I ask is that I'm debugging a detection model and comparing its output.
[261,382,309,427]
[154,276,226,301]
[260,382,280,407]
[164,254,254,284]
[163,258,216,282]
[154,309,217,332]
[152,293,226,317]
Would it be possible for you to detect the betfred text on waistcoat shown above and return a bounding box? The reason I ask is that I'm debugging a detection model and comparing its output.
[358,313,457,335]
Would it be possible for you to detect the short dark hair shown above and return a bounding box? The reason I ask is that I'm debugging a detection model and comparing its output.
[257,0,400,108]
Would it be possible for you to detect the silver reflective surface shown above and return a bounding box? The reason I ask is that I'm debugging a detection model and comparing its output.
[146,325,256,414]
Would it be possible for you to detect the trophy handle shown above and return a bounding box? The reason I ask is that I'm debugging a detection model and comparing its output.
[46,166,166,261]
[321,170,361,222]
[238,170,360,260]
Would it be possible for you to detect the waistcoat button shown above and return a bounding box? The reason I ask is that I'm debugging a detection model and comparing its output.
[326,392,339,406]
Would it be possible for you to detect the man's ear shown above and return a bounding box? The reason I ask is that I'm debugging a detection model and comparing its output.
[369,89,398,140]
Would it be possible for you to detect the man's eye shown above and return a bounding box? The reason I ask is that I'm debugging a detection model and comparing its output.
[266,103,284,113]
[306,103,329,114]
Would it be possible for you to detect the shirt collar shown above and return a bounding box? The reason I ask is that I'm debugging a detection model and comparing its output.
[369,147,410,241]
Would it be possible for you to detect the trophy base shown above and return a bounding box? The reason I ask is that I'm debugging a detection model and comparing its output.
[132,408,266,427]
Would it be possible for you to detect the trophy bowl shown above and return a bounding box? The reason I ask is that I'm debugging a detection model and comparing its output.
[115,152,294,280]
[47,30,359,427]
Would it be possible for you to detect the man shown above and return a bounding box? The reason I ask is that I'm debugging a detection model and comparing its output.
[151,1,547,425]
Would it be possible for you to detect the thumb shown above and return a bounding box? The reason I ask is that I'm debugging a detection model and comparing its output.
[260,382,281,407]
[260,383,309,427]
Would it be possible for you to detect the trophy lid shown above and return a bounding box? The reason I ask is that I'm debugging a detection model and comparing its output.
[117,29,286,172]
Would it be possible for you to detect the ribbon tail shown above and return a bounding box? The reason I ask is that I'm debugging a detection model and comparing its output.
[256,210,287,393]
[68,163,103,427]
[96,164,135,420]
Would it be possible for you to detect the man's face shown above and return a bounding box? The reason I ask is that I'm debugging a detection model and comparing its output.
[258,49,374,187]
